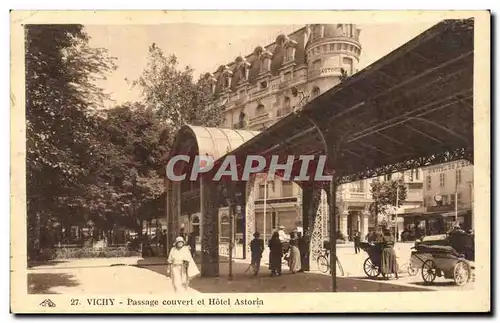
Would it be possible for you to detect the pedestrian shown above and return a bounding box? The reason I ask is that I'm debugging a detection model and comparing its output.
[268,231,283,276]
[250,232,264,276]
[288,232,301,274]
[162,230,168,256]
[166,236,200,293]
[187,232,196,258]
[298,231,309,272]
[380,229,398,280]
[353,231,361,254]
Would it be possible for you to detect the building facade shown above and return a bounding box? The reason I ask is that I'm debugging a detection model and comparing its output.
[373,169,425,235]
[207,24,372,243]
[178,24,427,248]
[399,159,474,238]
[423,160,474,230]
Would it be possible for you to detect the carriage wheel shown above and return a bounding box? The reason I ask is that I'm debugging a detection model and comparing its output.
[421,260,437,283]
[317,255,329,273]
[407,263,418,276]
[363,258,380,278]
[453,260,470,286]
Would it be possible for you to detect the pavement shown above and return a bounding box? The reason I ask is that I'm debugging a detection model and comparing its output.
[28,258,199,295]
[27,242,474,294]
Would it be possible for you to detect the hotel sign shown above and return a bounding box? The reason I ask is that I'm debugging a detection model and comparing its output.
[427,160,472,174]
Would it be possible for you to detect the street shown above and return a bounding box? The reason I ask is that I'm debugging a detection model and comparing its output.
[28,243,474,294]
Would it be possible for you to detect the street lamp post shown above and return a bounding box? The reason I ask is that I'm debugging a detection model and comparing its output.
[395,184,399,242]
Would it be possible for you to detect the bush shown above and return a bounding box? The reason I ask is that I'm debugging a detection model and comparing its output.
[52,246,140,260]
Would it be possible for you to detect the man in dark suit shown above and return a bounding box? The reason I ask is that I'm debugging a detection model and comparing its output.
[353,231,361,254]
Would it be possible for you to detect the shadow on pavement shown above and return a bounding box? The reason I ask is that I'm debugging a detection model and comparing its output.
[27,260,69,269]
[409,281,457,287]
[139,257,432,293]
[28,273,80,294]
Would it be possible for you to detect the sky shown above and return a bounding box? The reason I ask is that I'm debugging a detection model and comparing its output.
[84,20,442,108]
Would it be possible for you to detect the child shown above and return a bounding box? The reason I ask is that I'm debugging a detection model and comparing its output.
[250,232,264,276]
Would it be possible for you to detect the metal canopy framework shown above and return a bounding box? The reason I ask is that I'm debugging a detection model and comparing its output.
[207,18,474,184]
[165,18,475,287]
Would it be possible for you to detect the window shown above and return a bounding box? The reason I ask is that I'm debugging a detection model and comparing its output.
[284,71,292,81]
[456,169,462,185]
[439,173,445,187]
[282,181,294,197]
[457,193,463,204]
[312,59,322,70]
[220,215,230,238]
[350,181,364,192]
[285,47,295,62]
[311,86,320,98]
[409,169,414,182]
[271,212,277,229]
[443,195,449,205]
[385,173,392,181]
[426,175,432,190]
[283,97,291,114]
[255,103,265,116]
[260,81,268,89]
[450,194,456,204]
[258,184,266,199]
[426,196,433,206]
[312,25,322,39]
[416,168,420,180]
[342,57,354,74]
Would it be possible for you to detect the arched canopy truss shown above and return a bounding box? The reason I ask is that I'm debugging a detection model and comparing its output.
[165,19,475,286]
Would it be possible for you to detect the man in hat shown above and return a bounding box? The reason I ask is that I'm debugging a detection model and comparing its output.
[250,232,264,276]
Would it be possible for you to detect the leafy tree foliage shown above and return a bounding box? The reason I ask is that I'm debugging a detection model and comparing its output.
[26,32,226,259]
[25,24,117,254]
[133,43,225,137]
[369,179,407,226]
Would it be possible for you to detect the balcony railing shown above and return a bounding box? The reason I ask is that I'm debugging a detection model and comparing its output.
[249,112,270,126]
[347,191,368,199]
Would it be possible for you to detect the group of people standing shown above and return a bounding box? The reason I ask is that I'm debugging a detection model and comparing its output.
[250,225,309,277]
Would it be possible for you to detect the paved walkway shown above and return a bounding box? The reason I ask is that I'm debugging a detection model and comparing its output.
[28,242,474,294]
[28,259,198,295]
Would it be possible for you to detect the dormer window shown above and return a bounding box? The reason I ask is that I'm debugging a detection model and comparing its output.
[284,46,296,63]
[312,25,323,39]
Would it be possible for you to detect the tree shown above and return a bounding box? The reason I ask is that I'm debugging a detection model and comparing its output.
[95,103,169,237]
[25,24,116,256]
[132,43,225,141]
[369,179,407,226]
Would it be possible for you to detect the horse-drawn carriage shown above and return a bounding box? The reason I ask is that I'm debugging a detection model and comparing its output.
[409,230,474,286]
[410,244,472,286]
[359,242,396,278]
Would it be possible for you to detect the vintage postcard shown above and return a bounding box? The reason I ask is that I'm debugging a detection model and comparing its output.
[10,10,490,313]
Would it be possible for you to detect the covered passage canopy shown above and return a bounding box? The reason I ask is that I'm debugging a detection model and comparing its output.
[165,18,475,287]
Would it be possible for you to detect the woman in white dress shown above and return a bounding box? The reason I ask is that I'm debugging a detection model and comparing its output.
[167,236,200,292]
